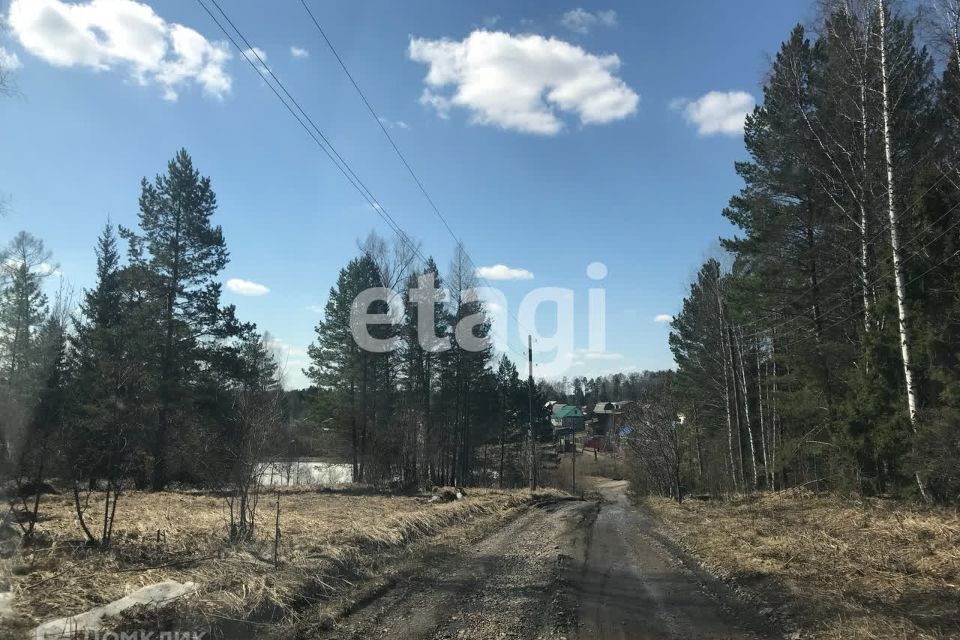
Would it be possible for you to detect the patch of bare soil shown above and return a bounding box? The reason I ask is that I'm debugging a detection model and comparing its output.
[541,449,625,495]
[306,498,596,640]
[645,491,960,639]
[575,481,775,640]
[310,481,776,640]
[0,486,566,638]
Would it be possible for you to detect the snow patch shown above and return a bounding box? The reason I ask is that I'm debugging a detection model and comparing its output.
[33,580,196,639]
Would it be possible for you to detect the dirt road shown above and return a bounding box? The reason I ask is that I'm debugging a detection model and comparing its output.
[320,481,773,639]
[576,481,768,639]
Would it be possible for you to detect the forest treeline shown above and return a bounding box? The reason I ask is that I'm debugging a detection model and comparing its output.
[651,1,960,503]
[538,372,664,407]
[0,147,553,545]
[305,238,550,489]
[0,150,323,543]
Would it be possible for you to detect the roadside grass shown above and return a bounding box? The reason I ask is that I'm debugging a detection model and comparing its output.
[646,491,960,639]
[2,485,564,636]
[541,448,624,494]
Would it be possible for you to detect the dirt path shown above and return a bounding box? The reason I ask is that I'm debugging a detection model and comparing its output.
[318,483,775,640]
[575,481,768,639]
[317,498,592,639]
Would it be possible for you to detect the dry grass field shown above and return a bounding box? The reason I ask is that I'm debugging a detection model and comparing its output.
[0,485,563,637]
[646,491,960,639]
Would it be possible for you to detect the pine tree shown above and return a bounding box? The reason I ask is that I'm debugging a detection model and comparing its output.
[0,232,51,471]
[439,243,493,485]
[120,149,232,490]
[399,257,447,488]
[306,254,384,482]
[67,223,146,494]
[495,354,523,487]
[15,311,69,540]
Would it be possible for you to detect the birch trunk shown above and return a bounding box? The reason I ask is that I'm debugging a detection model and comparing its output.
[877,0,928,500]
[716,282,739,492]
[859,79,874,332]
[736,327,759,489]
[757,339,770,490]
[728,324,747,490]
[770,336,779,491]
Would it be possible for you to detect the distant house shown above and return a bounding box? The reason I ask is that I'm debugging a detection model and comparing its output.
[590,402,620,435]
[551,403,585,431]
[590,400,635,436]
[550,403,585,451]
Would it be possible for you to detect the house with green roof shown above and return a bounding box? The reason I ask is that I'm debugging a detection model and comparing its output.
[550,403,585,452]
[550,403,585,433]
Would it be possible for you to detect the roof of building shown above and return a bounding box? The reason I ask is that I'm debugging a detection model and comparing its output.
[592,402,619,414]
[553,404,584,418]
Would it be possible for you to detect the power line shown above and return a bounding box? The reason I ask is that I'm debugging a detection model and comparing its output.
[195,0,527,361]
[298,0,539,345]
[202,0,420,258]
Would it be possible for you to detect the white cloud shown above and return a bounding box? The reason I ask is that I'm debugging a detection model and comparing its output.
[226,278,269,296]
[264,337,310,389]
[409,30,638,135]
[243,47,267,68]
[0,45,22,70]
[306,303,325,314]
[561,8,617,34]
[475,264,534,281]
[265,337,306,359]
[419,90,451,119]
[242,47,268,74]
[576,349,624,361]
[7,0,232,101]
[38,262,62,277]
[653,313,672,323]
[4,258,61,277]
[378,116,409,130]
[671,90,755,136]
[290,45,309,59]
[567,358,636,377]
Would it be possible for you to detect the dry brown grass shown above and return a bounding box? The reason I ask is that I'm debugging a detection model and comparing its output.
[541,449,624,494]
[646,491,960,639]
[1,485,563,636]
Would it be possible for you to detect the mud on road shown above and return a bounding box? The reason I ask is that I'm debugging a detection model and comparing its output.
[317,481,776,640]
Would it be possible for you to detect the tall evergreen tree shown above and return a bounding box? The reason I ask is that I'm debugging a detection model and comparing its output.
[120,149,234,489]
[67,223,146,498]
[306,254,384,482]
[0,232,51,470]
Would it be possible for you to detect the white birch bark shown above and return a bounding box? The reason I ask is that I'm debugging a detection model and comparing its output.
[877,0,929,501]
[736,327,759,490]
[716,280,739,492]
[757,338,770,490]
[770,336,779,491]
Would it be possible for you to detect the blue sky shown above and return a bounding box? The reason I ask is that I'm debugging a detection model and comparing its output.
[0,0,813,388]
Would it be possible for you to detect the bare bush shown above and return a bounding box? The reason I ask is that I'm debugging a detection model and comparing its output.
[223,389,282,542]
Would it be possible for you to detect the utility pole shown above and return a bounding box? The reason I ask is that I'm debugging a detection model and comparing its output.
[528,334,536,490]
[571,444,577,493]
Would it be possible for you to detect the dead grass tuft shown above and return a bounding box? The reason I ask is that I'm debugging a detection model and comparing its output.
[646,492,960,639]
[1,485,565,635]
